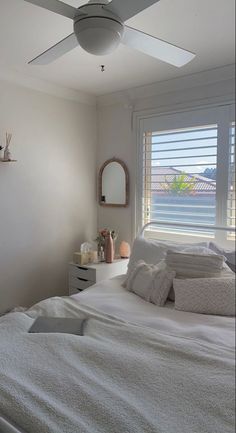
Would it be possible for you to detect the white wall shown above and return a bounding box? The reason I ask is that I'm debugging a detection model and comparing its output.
[97,65,235,247]
[0,81,97,313]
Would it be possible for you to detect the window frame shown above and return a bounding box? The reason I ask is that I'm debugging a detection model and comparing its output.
[136,103,235,246]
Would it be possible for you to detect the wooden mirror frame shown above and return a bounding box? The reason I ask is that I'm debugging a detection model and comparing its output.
[99,158,129,208]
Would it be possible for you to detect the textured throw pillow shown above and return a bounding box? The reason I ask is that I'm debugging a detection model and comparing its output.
[126,260,176,307]
[174,277,236,316]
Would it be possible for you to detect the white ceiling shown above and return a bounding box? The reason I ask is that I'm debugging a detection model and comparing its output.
[0,0,235,96]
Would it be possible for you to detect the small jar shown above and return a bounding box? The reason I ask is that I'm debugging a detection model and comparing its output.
[98,245,105,262]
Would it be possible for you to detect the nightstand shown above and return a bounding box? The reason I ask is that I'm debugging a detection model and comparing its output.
[68,259,129,295]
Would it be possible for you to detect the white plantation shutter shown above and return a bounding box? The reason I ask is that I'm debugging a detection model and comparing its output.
[227,122,235,238]
[138,104,235,244]
[143,125,217,235]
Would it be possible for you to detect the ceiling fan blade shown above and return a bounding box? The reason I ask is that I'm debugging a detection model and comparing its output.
[28,33,78,65]
[122,26,196,67]
[103,0,160,22]
[23,0,80,19]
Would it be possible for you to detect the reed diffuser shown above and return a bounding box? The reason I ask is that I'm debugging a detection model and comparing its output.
[4,132,12,161]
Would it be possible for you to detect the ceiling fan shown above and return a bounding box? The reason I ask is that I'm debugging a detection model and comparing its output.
[24,0,195,67]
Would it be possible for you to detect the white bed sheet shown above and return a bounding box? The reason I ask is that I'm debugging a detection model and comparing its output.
[72,275,235,349]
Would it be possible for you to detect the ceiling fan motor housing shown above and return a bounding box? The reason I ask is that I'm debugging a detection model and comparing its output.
[74,3,124,56]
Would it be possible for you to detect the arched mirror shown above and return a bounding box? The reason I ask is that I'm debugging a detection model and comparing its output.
[99,158,129,207]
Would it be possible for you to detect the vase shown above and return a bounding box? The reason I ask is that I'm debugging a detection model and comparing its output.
[105,232,114,263]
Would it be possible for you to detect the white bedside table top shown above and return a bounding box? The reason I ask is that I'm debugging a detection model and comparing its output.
[70,258,129,269]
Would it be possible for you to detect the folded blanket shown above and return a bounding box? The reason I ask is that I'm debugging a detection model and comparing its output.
[166,250,225,278]
[166,251,225,269]
[169,266,223,279]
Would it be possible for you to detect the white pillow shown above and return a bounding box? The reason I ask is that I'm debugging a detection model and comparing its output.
[174,277,235,316]
[127,237,209,277]
[126,260,176,307]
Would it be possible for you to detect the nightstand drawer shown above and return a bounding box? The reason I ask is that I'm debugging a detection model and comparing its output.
[69,264,96,282]
[69,286,83,295]
[69,276,94,291]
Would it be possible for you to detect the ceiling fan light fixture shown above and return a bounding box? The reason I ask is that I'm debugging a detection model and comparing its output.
[26,0,196,67]
[74,17,124,55]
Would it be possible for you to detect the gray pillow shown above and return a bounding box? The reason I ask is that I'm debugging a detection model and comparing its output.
[209,242,235,273]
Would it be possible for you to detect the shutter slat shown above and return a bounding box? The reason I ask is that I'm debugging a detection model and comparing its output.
[144,144,217,154]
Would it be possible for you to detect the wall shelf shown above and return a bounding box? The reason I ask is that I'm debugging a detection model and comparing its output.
[0,159,17,163]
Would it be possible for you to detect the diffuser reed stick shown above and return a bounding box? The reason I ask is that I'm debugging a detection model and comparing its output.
[4,132,13,161]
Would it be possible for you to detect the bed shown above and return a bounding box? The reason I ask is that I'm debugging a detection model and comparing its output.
[0,223,235,433]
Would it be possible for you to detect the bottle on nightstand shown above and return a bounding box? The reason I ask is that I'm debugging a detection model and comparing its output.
[105,231,114,263]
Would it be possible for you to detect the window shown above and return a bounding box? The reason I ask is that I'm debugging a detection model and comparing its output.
[138,105,235,244]
[227,122,235,238]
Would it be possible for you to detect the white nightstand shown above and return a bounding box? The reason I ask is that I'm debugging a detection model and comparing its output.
[68,259,129,295]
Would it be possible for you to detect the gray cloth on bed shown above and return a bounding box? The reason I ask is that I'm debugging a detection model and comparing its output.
[0,297,235,433]
[209,242,236,273]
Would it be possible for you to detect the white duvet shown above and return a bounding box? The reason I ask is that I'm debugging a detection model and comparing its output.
[0,276,235,433]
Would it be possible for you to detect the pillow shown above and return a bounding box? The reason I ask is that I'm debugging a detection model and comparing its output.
[126,260,176,307]
[209,242,235,273]
[127,237,209,278]
[166,249,225,278]
[174,277,235,316]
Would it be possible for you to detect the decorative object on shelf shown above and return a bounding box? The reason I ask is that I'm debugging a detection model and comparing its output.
[0,146,4,160]
[95,228,117,262]
[105,231,114,264]
[3,132,13,161]
[119,241,131,259]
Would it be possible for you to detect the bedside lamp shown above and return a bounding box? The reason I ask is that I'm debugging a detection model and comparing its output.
[119,241,131,259]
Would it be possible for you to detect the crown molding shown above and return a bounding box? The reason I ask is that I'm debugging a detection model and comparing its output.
[0,65,96,106]
[97,64,235,107]
[0,64,234,109]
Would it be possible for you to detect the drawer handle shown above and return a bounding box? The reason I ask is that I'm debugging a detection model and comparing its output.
[77,277,88,282]
[77,266,88,271]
